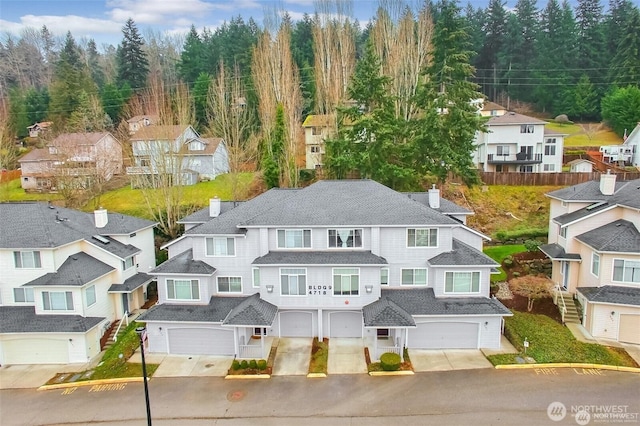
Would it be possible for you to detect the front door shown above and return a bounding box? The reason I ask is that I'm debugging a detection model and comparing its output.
[561,261,569,290]
[520,146,533,160]
[122,293,129,314]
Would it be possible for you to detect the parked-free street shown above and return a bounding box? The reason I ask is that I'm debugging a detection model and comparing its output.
[1,368,639,426]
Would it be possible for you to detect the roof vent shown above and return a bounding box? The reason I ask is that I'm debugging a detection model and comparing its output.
[92,235,110,244]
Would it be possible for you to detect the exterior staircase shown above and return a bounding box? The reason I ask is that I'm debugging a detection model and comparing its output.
[557,291,581,324]
[101,319,127,351]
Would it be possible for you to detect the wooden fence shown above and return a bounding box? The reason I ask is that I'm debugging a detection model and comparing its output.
[477,171,640,186]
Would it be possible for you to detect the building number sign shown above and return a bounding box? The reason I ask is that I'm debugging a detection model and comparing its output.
[309,285,332,295]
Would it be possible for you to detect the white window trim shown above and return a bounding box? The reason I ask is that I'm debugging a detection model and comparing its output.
[166,279,201,301]
[217,276,243,294]
[591,253,600,278]
[14,250,42,269]
[444,271,482,294]
[252,267,260,288]
[123,256,135,270]
[380,268,389,286]
[401,268,428,286]
[612,258,640,284]
[277,229,312,249]
[279,267,307,296]
[206,237,236,257]
[42,291,74,311]
[13,287,34,303]
[332,267,360,296]
[86,284,97,307]
[327,228,363,249]
[407,228,438,248]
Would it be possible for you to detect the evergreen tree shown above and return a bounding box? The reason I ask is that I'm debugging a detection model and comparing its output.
[8,88,29,138]
[464,3,486,65]
[609,6,640,87]
[24,87,49,124]
[179,26,205,85]
[604,0,635,71]
[86,39,105,89]
[101,83,125,123]
[116,18,149,90]
[601,86,640,136]
[67,90,110,132]
[413,0,484,185]
[575,0,606,95]
[510,0,539,102]
[560,74,599,121]
[192,72,211,129]
[477,0,507,99]
[262,104,285,189]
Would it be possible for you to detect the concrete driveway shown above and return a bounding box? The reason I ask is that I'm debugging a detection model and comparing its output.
[409,349,493,372]
[128,352,233,378]
[0,362,94,389]
[328,338,367,374]
[272,338,312,376]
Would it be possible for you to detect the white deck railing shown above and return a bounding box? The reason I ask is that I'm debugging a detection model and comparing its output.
[113,312,129,342]
[238,344,263,359]
[554,285,568,324]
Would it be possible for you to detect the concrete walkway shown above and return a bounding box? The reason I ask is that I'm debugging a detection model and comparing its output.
[328,338,367,374]
[410,349,493,372]
[272,338,312,376]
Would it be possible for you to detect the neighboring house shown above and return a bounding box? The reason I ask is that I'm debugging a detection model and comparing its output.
[139,180,510,360]
[540,173,640,344]
[127,115,158,135]
[478,101,507,117]
[126,125,229,187]
[567,159,594,173]
[302,115,333,169]
[19,132,123,192]
[473,111,565,173]
[0,203,157,364]
[599,123,640,168]
[26,121,53,138]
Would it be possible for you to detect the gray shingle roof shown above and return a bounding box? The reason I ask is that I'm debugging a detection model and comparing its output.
[486,112,547,125]
[139,296,246,323]
[240,180,459,227]
[539,243,582,261]
[151,249,216,275]
[575,220,640,253]
[178,201,243,224]
[428,239,498,266]
[553,202,613,226]
[380,288,512,316]
[363,298,416,327]
[404,192,472,214]
[109,273,154,293]
[0,307,104,333]
[577,286,640,306]
[23,252,114,287]
[0,202,155,249]
[547,178,640,209]
[86,235,141,259]
[222,293,278,326]
[252,251,388,265]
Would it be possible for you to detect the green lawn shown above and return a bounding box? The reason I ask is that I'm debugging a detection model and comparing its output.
[487,311,637,367]
[545,122,621,147]
[0,178,62,202]
[484,244,526,282]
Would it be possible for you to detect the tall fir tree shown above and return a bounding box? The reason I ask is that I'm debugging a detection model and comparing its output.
[178,25,205,85]
[609,6,640,87]
[86,39,105,89]
[510,0,539,102]
[116,18,149,90]
[575,0,606,97]
[476,0,507,99]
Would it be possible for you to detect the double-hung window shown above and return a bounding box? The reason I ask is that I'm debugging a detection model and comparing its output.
[401,269,427,286]
[14,251,41,268]
[407,229,437,247]
[613,259,640,284]
[217,277,242,293]
[445,272,480,293]
[122,256,134,270]
[280,268,306,295]
[328,229,362,248]
[42,291,74,310]
[545,145,556,156]
[380,268,389,286]
[252,268,261,288]
[86,285,96,306]
[496,146,510,156]
[277,229,311,248]
[14,287,34,303]
[591,253,600,277]
[167,279,200,300]
[206,237,235,256]
[520,125,534,133]
[333,268,359,295]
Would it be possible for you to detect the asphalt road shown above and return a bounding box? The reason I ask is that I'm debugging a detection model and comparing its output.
[1,368,639,426]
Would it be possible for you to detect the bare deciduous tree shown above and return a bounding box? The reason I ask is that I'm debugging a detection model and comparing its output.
[510,275,554,312]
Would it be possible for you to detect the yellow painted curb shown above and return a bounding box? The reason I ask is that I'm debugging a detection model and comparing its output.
[369,370,415,376]
[224,374,271,380]
[38,377,144,391]
[307,373,327,378]
[494,363,640,373]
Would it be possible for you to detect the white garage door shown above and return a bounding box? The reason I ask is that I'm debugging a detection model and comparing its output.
[410,322,479,349]
[279,311,313,337]
[2,338,69,364]
[619,315,640,344]
[167,328,234,355]
[329,311,363,338]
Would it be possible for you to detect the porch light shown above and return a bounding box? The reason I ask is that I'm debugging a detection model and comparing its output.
[365,285,373,294]
[266,285,274,293]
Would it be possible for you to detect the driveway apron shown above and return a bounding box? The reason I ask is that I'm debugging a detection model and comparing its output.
[272,338,312,376]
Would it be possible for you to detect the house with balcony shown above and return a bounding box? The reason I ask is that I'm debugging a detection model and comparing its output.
[127,114,158,135]
[0,203,156,364]
[302,115,334,169]
[19,132,123,192]
[599,123,640,168]
[473,111,565,173]
[139,180,510,360]
[540,173,640,344]
[126,125,229,187]
[26,121,53,138]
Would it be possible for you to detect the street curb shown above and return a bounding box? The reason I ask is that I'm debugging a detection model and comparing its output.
[38,377,144,391]
[307,373,327,378]
[369,370,415,376]
[224,374,271,380]
[494,363,640,373]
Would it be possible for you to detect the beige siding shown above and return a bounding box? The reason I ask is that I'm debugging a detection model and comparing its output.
[588,303,640,341]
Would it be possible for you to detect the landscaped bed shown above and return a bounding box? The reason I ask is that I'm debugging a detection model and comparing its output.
[365,347,413,373]
[308,337,329,375]
[487,311,638,367]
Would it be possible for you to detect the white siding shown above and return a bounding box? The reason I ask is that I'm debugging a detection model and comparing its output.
[587,303,640,341]
[408,316,502,349]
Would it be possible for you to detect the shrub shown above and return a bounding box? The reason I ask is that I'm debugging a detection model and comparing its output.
[249,359,258,369]
[496,230,507,241]
[513,271,521,277]
[240,360,249,369]
[257,359,267,370]
[503,256,514,268]
[524,239,540,252]
[380,352,401,371]
[231,360,241,371]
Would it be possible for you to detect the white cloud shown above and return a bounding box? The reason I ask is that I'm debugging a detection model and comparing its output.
[0,15,121,38]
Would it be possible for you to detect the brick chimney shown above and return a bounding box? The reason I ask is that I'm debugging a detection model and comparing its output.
[599,170,616,196]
